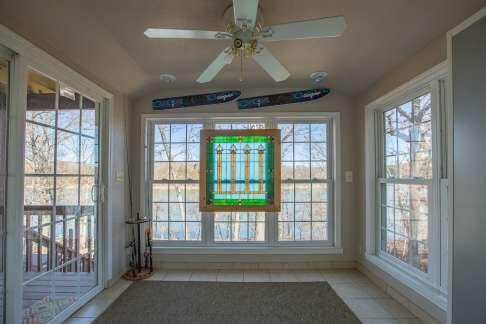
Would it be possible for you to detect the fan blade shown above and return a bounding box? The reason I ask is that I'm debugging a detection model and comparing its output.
[259,16,346,41]
[233,0,259,28]
[197,47,234,83]
[253,45,290,82]
[144,28,231,39]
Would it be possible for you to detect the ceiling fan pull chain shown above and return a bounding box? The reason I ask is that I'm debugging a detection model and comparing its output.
[240,51,244,82]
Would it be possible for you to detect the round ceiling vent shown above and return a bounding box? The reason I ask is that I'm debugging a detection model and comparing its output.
[159,73,176,83]
[310,71,328,83]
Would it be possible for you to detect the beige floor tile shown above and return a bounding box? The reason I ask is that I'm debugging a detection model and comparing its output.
[189,270,218,281]
[321,270,359,284]
[293,270,326,282]
[269,270,299,282]
[145,270,167,281]
[361,319,423,324]
[71,299,112,318]
[379,298,415,318]
[162,270,192,281]
[344,298,397,319]
[217,270,244,282]
[64,317,95,324]
[243,270,271,282]
[331,283,388,298]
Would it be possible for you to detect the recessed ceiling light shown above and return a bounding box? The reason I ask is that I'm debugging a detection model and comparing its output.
[310,71,328,83]
[160,73,176,83]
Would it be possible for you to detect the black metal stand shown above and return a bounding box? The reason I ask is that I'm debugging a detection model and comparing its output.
[123,213,152,281]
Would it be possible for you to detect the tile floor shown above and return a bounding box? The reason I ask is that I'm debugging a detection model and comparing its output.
[65,269,422,323]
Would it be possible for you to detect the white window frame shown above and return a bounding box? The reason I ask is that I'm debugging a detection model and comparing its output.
[364,62,448,308]
[141,112,342,254]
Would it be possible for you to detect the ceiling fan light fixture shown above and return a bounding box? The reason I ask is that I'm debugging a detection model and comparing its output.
[310,71,328,83]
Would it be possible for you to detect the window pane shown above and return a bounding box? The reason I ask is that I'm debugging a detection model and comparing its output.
[57,131,80,174]
[154,162,169,180]
[277,122,330,242]
[153,222,169,240]
[153,203,168,221]
[80,136,96,175]
[310,123,327,142]
[281,183,294,202]
[169,222,185,240]
[154,124,170,143]
[151,123,202,242]
[170,124,186,142]
[294,143,310,161]
[187,124,202,142]
[278,222,294,241]
[56,176,79,205]
[381,183,429,273]
[154,144,169,162]
[58,110,80,132]
[25,123,55,174]
[186,222,201,240]
[281,143,293,161]
[294,183,311,202]
[24,176,54,206]
[310,143,326,161]
[384,94,433,181]
[295,222,311,240]
[312,222,327,240]
[311,161,327,180]
[153,183,168,202]
[170,143,186,161]
[278,124,293,142]
[294,124,310,142]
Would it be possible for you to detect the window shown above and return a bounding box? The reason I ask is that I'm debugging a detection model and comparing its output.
[151,123,202,241]
[144,114,340,250]
[278,123,330,241]
[380,93,432,273]
[365,65,448,292]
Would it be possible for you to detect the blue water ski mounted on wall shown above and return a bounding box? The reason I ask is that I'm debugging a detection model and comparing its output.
[237,88,330,109]
[152,90,241,110]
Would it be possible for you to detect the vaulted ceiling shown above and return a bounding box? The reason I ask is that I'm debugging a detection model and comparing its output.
[1,0,484,98]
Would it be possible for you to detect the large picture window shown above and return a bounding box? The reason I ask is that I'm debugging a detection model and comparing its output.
[145,114,340,249]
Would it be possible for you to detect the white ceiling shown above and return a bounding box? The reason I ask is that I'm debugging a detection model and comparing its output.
[1,0,484,98]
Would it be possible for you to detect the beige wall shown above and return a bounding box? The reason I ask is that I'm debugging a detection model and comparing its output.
[352,35,447,257]
[129,88,359,262]
[106,93,130,282]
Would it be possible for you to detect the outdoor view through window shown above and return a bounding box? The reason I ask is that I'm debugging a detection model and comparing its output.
[381,93,432,273]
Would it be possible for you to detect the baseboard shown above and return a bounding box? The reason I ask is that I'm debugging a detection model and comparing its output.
[153,260,357,271]
[358,259,446,324]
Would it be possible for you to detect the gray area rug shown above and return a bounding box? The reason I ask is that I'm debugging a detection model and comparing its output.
[94,281,360,324]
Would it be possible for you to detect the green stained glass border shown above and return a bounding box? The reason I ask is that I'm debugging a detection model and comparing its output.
[206,134,275,208]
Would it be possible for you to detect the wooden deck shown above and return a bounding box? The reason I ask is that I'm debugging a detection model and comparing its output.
[22,271,96,323]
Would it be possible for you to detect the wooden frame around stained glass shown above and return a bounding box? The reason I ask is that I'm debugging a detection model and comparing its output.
[200,129,281,212]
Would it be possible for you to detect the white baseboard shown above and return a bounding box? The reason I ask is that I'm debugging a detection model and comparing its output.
[153,260,357,271]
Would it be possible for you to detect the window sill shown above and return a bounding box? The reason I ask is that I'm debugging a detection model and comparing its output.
[363,254,447,311]
[152,246,343,255]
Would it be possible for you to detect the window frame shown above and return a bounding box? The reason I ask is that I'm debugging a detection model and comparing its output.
[141,112,342,253]
[364,63,448,304]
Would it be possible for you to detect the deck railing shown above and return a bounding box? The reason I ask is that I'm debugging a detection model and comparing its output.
[24,205,95,273]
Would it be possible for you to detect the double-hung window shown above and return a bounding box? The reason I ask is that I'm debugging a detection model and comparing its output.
[144,113,341,251]
[365,65,448,295]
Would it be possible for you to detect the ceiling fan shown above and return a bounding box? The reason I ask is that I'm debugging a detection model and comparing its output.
[144,0,346,83]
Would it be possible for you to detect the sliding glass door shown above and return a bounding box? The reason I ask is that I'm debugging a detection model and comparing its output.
[22,70,100,322]
[0,52,10,324]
